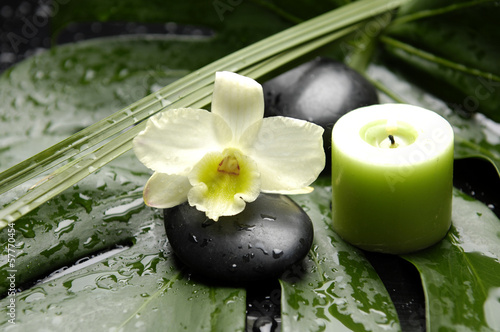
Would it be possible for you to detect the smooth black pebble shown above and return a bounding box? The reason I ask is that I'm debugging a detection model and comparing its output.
[263,57,378,173]
[164,193,313,283]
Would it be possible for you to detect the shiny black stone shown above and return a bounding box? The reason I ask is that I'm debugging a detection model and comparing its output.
[263,57,378,173]
[164,193,313,283]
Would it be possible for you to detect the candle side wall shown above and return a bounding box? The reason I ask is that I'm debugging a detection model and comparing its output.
[331,143,453,254]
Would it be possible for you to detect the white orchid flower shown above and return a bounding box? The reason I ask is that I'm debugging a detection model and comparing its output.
[133,71,325,221]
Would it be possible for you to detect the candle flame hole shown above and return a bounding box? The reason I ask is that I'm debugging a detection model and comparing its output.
[360,120,418,149]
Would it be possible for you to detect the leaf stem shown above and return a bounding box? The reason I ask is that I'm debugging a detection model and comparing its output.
[380,35,500,82]
[250,0,303,24]
[366,76,406,103]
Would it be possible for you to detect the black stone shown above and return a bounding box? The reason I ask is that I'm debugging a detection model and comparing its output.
[263,57,378,173]
[164,193,314,283]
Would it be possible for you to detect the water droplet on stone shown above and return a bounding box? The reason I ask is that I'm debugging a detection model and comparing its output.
[238,223,256,231]
[253,315,278,332]
[272,249,284,259]
[255,243,269,255]
[189,233,198,243]
[260,214,276,221]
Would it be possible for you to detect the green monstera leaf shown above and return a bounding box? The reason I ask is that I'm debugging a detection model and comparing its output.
[1,0,500,331]
[0,153,248,331]
[404,189,500,331]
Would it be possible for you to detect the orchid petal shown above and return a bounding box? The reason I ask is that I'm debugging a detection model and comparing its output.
[248,116,325,192]
[262,186,314,195]
[143,172,191,208]
[211,72,264,141]
[133,108,232,175]
[187,148,261,221]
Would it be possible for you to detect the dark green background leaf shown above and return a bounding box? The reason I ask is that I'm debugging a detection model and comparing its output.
[50,0,293,47]
[383,0,500,122]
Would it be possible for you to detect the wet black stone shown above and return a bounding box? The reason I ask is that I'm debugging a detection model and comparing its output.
[263,57,378,173]
[164,193,313,283]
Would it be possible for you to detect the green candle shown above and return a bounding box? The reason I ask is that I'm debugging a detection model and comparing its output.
[331,104,454,254]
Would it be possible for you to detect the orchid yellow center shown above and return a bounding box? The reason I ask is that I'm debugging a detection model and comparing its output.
[188,148,261,220]
[197,149,251,198]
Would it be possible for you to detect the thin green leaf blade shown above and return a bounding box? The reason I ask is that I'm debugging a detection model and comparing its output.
[280,179,401,332]
[403,189,500,331]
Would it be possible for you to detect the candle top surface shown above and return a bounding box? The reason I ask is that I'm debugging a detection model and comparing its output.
[332,103,454,166]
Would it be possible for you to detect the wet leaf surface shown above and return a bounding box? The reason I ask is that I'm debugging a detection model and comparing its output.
[404,189,500,331]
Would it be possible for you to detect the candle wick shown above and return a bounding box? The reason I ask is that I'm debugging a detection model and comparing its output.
[388,135,395,145]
